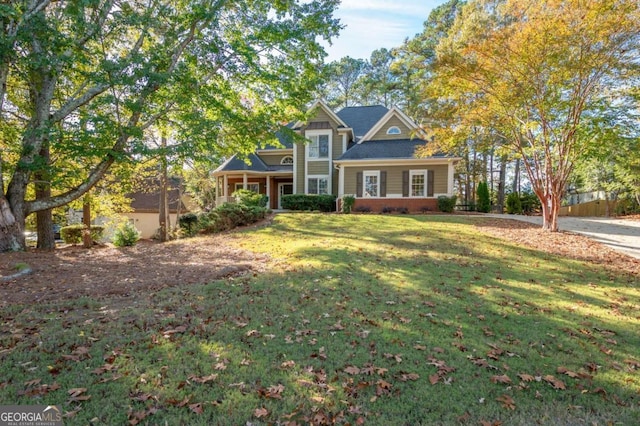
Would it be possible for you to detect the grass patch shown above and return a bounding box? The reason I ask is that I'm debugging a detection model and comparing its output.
[0,213,638,425]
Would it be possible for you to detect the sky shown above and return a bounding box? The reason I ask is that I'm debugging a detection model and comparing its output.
[323,0,448,62]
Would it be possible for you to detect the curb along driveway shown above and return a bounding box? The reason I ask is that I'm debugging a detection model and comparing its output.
[484,214,640,260]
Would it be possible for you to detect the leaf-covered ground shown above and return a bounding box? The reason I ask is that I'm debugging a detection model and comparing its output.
[0,214,638,425]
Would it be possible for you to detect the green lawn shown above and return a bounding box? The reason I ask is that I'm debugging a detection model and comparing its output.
[1,213,639,425]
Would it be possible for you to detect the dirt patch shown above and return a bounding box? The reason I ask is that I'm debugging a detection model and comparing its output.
[476,217,640,276]
[0,231,268,307]
[1,215,637,307]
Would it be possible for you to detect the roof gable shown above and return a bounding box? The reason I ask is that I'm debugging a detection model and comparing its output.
[336,105,389,142]
[293,100,350,130]
[359,107,423,143]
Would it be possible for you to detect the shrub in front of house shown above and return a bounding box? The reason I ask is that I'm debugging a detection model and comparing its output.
[198,203,267,234]
[178,212,199,236]
[476,181,491,213]
[341,195,356,214]
[112,222,140,247]
[381,206,396,214]
[506,192,523,214]
[520,191,541,214]
[60,225,105,244]
[281,194,336,212]
[354,205,371,213]
[232,189,268,208]
[437,195,457,213]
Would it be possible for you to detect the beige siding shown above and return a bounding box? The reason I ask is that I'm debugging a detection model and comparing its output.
[308,161,330,175]
[123,212,180,239]
[332,132,344,159]
[344,164,449,196]
[307,109,336,127]
[295,143,305,193]
[260,152,291,166]
[369,115,414,141]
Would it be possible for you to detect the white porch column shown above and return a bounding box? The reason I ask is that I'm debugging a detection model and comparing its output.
[223,174,228,197]
[243,173,248,190]
[448,161,455,196]
[266,176,271,208]
[338,165,345,197]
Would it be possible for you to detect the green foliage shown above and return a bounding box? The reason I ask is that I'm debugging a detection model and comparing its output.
[505,192,523,214]
[0,0,341,251]
[178,213,199,237]
[281,194,337,212]
[476,181,491,213]
[112,222,140,247]
[521,191,542,215]
[437,195,457,213]
[341,195,356,214]
[60,225,105,245]
[427,0,640,230]
[198,203,267,234]
[232,189,268,208]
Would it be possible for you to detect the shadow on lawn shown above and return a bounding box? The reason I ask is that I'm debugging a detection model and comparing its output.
[0,214,638,425]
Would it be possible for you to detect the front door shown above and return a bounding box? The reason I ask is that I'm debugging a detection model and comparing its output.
[278,183,294,209]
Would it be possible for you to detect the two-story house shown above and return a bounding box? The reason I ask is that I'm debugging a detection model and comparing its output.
[213,101,459,212]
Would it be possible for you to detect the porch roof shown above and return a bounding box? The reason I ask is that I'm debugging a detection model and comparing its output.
[214,153,269,173]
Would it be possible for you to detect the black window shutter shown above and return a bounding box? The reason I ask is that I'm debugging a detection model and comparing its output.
[356,172,363,197]
[380,171,387,197]
[402,171,409,197]
[427,170,435,197]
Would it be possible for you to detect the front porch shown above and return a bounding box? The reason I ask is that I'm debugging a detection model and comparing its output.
[215,173,293,210]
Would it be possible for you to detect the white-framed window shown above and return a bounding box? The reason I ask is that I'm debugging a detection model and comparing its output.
[307,176,329,195]
[235,182,260,193]
[387,126,401,135]
[280,155,294,165]
[363,170,380,198]
[308,134,329,159]
[410,170,427,197]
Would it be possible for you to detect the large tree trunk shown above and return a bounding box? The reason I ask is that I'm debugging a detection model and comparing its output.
[512,159,520,194]
[158,136,170,242]
[496,155,507,213]
[35,142,55,250]
[83,195,92,248]
[0,197,25,252]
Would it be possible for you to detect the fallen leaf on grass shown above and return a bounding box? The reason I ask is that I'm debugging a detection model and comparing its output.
[266,384,285,399]
[188,374,218,384]
[496,394,516,410]
[254,407,269,418]
[491,374,512,384]
[67,387,91,403]
[345,366,360,375]
[398,373,420,382]
[518,373,535,382]
[189,403,204,414]
[556,367,579,378]
[543,375,566,390]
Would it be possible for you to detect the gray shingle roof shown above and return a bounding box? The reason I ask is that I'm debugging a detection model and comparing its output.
[214,153,269,172]
[336,105,389,141]
[337,139,443,160]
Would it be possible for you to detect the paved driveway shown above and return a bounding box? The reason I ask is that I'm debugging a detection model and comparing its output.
[484,214,640,260]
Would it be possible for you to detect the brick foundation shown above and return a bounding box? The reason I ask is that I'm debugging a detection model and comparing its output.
[340,198,440,213]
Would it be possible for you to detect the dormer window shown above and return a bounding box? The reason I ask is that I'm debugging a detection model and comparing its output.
[387,126,401,135]
[281,155,294,165]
